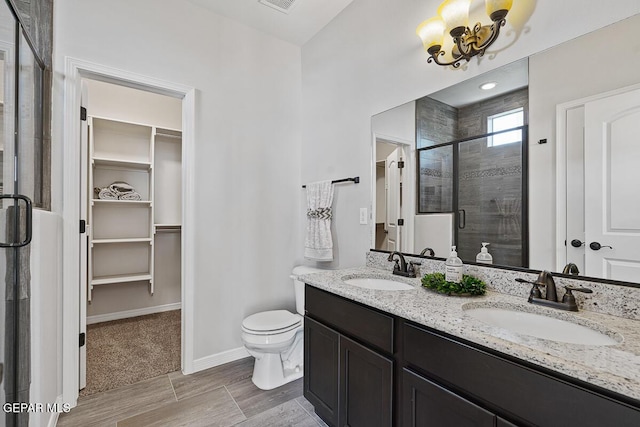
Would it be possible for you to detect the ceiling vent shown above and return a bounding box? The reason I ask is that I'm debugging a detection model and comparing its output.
[258,0,299,14]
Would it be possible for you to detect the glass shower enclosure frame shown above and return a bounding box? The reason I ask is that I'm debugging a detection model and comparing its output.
[1,0,46,426]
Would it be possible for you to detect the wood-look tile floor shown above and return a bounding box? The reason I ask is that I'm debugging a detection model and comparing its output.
[57,357,328,427]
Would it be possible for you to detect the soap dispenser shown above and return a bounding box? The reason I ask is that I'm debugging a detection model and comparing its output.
[445,246,463,283]
[476,242,493,264]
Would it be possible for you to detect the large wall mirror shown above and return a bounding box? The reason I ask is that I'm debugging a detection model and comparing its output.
[371,13,640,285]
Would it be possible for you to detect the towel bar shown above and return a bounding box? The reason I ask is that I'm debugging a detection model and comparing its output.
[302,176,359,188]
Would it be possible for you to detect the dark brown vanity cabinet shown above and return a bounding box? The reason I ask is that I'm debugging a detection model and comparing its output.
[304,285,640,427]
[304,286,394,427]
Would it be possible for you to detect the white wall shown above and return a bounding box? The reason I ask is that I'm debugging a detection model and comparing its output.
[53,0,302,372]
[301,0,640,268]
[371,101,415,144]
[29,211,62,427]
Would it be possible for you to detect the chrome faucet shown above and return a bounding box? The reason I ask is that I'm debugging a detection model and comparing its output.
[562,263,580,275]
[387,252,421,278]
[419,247,435,257]
[516,270,592,312]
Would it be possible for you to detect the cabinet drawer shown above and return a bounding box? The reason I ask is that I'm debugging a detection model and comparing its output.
[402,368,495,427]
[403,321,640,427]
[305,285,394,354]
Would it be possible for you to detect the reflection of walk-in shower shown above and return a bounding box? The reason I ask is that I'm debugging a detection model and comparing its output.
[415,87,528,267]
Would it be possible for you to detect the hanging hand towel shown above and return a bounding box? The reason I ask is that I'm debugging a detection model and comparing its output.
[305,180,334,261]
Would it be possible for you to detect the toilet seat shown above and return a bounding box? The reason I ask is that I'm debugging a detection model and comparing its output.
[241,310,302,335]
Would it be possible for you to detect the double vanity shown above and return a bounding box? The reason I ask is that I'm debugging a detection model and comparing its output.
[300,254,640,427]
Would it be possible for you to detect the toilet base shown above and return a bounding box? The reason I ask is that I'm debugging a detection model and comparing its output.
[250,352,303,390]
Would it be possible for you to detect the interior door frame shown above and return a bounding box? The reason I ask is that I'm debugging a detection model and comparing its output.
[61,57,196,406]
[370,132,415,253]
[555,81,640,272]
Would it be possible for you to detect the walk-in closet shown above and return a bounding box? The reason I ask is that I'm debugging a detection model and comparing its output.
[80,79,183,395]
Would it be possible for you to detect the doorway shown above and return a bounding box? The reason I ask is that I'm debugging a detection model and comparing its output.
[372,136,414,253]
[62,58,196,406]
[557,83,640,281]
[78,79,183,395]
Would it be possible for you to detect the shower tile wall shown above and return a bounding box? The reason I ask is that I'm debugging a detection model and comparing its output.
[13,0,53,66]
[416,96,458,148]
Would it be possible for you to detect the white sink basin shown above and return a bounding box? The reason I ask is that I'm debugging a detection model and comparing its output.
[464,306,619,346]
[343,277,414,291]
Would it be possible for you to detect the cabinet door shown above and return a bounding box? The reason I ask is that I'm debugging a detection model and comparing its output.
[402,369,495,427]
[340,335,393,427]
[304,317,339,426]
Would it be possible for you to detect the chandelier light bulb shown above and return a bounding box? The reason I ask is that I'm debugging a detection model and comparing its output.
[416,0,512,68]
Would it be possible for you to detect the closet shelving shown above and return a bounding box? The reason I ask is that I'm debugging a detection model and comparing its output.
[87,116,182,300]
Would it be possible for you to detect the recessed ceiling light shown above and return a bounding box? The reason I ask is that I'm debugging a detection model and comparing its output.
[480,82,497,90]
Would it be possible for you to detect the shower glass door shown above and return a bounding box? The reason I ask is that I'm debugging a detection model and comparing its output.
[1,1,43,425]
[456,127,527,266]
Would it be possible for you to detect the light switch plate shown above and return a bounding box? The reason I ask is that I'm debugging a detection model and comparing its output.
[359,208,368,225]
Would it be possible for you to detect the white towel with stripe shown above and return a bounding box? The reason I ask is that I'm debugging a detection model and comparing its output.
[304,180,334,261]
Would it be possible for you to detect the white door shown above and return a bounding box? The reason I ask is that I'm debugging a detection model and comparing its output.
[565,106,586,272]
[584,88,640,281]
[79,82,89,389]
[385,149,401,251]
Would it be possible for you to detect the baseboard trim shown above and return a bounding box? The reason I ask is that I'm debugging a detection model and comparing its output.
[46,395,64,427]
[190,347,250,374]
[87,303,181,325]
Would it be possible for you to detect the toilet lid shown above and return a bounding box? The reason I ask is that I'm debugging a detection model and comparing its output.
[242,310,301,333]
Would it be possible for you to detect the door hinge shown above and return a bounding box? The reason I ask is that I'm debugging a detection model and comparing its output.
[398,161,405,169]
[80,219,86,233]
[80,107,87,121]
[397,218,404,226]
[79,332,86,347]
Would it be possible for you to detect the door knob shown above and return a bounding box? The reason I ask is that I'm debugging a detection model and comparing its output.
[570,239,584,248]
[589,242,613,251]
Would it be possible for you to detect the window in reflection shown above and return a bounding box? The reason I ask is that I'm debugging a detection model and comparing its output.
[487,107,524,147]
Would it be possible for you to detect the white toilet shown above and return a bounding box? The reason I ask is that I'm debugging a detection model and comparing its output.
[241,265,323,390]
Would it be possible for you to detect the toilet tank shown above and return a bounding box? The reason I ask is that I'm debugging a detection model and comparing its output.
[291,266,325,315]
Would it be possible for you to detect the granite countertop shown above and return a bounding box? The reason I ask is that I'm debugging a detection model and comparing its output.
[299,266,640,402]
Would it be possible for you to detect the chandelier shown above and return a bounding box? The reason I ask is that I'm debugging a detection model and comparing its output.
[416,0,513,68]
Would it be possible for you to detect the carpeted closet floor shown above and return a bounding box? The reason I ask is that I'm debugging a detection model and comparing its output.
[81,310,181,397]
